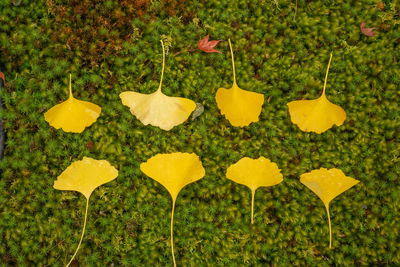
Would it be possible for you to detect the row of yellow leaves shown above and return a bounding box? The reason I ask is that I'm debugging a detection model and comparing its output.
[55,154,359,266]
[44,40,346,134]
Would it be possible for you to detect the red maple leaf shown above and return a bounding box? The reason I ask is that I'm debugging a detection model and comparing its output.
[198,35,221,53]
[360,21,378,37]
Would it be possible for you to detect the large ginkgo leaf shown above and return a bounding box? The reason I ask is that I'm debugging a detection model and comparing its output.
[215,39,264,127]
[53,157,118,266]
[120,40,196,131]
[287,53,346,133]
[300,168,359,248]
[44,74,101,133]
[226,157,283,223]
[140,152,205,267]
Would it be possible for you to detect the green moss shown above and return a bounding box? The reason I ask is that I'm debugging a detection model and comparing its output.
[0,0,399,266]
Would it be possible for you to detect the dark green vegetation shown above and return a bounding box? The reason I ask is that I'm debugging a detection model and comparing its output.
[1,0,400,266]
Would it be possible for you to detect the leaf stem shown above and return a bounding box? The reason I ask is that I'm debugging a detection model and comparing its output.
[171,199,177,267]
[322,53,333,97]
[66,198,89,267]
[326,205,332,249]
[158,40,165,93]
[251,189,255,224]
[228,39,237,86]
[69,73,73,98]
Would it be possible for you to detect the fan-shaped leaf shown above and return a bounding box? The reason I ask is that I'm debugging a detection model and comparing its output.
[140,152,205,267]
[287,53,346,133]
[300,167,359,248]
[226,156,283,223]
[120,40,196,131]
[215,39,264,127]
[44,74,101,133]
[53,157,118,266]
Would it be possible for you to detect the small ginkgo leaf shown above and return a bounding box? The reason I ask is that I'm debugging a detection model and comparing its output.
[140,152,205,267]
[300,167,359,248]
[120,40,196,131]
[54,157,119,199]
[287,53,346,134]
[226,157,283,224]
[54,157,118,266]
[44,74,101,133]
[215,39,264,127]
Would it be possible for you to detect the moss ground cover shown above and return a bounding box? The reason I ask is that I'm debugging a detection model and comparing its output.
[1,0,399,265]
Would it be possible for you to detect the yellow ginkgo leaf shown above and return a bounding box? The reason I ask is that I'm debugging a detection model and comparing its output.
[226,157,283,224]
[54,157,119,199]
[120,40,196,131]
[44,74,101,133]
[287,53,346,133]
[140,152,205,267]
[216,39,264,127]
[300,168,359,248]
[54,157,118,266]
